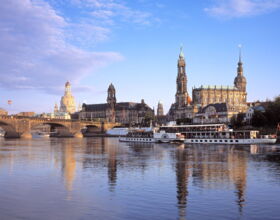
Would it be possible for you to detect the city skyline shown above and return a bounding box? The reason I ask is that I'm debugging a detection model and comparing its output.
[0,0,280,114]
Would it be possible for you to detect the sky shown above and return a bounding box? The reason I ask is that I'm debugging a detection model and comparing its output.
[0,0,279,114]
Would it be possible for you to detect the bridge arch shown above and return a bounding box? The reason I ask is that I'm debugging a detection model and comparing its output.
[31,122,73,137]
[0,120,19,138]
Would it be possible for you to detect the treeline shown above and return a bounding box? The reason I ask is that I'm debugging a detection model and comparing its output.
[251,95,280,128]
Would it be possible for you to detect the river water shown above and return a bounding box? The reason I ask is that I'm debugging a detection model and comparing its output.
[0,137,280,220]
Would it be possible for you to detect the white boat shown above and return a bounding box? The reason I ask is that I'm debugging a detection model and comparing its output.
[32,131,50,138]
[119,128,184,143]
[153,130,185,143]
[159,124,277,145]
[119,130,155,143]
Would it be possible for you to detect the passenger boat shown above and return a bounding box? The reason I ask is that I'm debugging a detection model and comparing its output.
[119,130,155,143]
[153,130,185,143]
[159,124,277,145]
[119,128,185,143]
[32,131,50,138]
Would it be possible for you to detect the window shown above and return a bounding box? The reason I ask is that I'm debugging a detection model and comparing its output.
[219,140,223,142]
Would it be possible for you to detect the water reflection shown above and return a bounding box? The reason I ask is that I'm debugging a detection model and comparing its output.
[175,146,190,220]
[0,138,280,220]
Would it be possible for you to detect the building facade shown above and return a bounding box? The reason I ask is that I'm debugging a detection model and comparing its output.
[168,47,248,123]
[78,84,154,125]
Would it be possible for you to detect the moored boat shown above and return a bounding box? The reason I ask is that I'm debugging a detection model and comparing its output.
[184,130,277,144]
[119,130,155,143]
[119,128,185,143]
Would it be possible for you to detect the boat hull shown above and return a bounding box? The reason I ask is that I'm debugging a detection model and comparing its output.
[184,138,277,145]
[119,137,156,143]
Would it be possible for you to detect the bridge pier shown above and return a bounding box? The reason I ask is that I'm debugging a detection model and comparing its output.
[4,131,20,139]
[73,132,83,138]
[21,132,33,139]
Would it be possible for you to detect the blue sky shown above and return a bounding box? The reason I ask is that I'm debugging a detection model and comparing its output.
[0,0,279,114]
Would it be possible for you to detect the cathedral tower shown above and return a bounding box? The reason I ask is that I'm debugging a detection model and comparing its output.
[157,101,164,116]
[107,83,116,107]
[234,48,247,92]
[106,83,116,123]
[176,47,189,108]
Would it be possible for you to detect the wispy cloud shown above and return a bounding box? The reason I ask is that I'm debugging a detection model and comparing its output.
[205,0,280,18]
[0,0,123,93]
[70,0,155,26]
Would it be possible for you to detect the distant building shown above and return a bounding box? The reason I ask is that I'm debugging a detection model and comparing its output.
[157,101,164,116]
[0,108,8,116]
[245,102,267,124]
[193,103,238,124]
[60,81,76,114]
[16,112,35,117]
[168,47,248,123]
[79,84,154,125]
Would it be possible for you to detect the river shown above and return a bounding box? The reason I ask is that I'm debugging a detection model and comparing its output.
[0,137,280,220]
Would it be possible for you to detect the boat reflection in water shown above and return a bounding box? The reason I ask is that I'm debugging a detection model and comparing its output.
[0,138,280,219]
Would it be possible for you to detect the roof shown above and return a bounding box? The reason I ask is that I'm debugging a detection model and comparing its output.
[82,102,153,112]
[193,85,238,91]
[83,103,109,111]
[199,103,229,113]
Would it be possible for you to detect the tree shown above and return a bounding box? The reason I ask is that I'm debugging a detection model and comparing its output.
[265,95,280,127]
[251,110,267,127]
[230,113,245,128]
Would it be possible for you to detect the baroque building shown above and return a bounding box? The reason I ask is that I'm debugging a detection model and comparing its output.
[78,84,154,125]
[168,47,248,123]
[60,81,76,114]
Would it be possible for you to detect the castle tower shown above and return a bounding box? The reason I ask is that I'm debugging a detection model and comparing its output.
[157,101,164,116]
[176,46,189,108]
[234,47,247,92]
[107,83,116,107]
[60,81,76,114]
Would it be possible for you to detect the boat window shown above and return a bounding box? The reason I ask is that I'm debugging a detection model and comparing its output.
[235,140,239,142]
[196,140,198,142]
[219,140,223,142]
[230,140,233,142]
[214,140,217,142]
[200,140,203,142]
[210,140,212,142]
[191,140,194,142]
[205,140,208,142]
[225,140,228,142]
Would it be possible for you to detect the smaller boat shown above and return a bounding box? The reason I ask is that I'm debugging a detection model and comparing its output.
[32,131,50,138]
[119,128,185,143]
[119,130,155,143]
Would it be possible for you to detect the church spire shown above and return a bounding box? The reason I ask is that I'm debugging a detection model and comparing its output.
[237,45,243,76]
[176,46,189,107]
[179,45,184,59]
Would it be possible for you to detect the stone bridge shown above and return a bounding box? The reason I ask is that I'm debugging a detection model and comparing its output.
[0,115,120,138]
